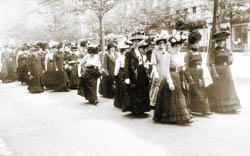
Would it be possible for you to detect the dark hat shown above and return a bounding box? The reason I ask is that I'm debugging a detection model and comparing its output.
[213,28,230,41]
[130,30,145,41]
[107,42,117,50]
[188,30,202,44]
[57,42,63,49]
[71,46,78,51]
[169,36,186,47]
[88,44,99,54]
[80,40,88,47]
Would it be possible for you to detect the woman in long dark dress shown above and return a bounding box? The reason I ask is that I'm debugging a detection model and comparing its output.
[113,47,129,108]
[44,47,56,89]
[153,34,193,124]
[53,45,69,92]
[207,28,240,113]
[27,47,44,93]
[184,30,212,116]
[67,46,80,89]
[1,50,9,83]
[78,46,101,105]
[17,47,29,84]
[123,31,151,116]
[99,42,118,98]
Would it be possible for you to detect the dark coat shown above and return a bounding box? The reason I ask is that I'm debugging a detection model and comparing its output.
[123,48,150,113]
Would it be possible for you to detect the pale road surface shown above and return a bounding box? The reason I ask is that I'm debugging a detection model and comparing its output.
[0,54,249,156]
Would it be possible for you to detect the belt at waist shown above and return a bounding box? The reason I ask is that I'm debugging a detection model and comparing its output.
[189,64,202,69]
[215,62,228,66]
[170,67,178,72]
[86,65,98,69]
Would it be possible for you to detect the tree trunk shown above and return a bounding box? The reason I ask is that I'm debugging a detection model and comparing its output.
[230,17,233,51]
[207,0,218,66]
[99,16,105,54]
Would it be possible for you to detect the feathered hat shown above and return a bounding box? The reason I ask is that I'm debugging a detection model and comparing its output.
[169,31,188,46]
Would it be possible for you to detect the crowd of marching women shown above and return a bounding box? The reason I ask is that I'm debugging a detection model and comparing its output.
[0,28,241,125]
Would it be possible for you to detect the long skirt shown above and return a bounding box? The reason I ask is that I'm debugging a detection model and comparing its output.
[188,67,211,114]
[153,71,192,124]
[113,68,127,108]
[99,74,115,98]
[53,69,69,92]
[78,67,100,103]
[27,70,44,93]
[45,61,56,89]
[17,61,28,84]
[0,62,8,82]
[208,65,240,113]
[122,65,151,113]
[68,64,80,89]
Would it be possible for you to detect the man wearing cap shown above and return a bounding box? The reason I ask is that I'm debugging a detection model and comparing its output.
[123,31,151,116]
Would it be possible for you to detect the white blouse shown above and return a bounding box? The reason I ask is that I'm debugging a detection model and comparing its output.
[81,54,100,68]
[114,54,125,76]
[151,49,173,86]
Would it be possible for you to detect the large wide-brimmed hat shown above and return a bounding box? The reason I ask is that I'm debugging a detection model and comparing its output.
[71,46,78,51]
[213,28,230,41]
[129,30,145,42]
[188,30,202,44]
[169,31,187,46]
[154,34,168,45]
[107,42,117,50]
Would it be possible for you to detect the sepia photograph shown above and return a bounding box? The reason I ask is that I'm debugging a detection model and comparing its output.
[0,0,249,155]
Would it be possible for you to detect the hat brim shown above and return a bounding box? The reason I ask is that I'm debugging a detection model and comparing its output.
[213,31,230,40]
[130,37,144,42]
[156,39,167,44]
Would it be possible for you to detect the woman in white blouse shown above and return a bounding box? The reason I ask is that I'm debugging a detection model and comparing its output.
[77,46,101,105]
[153,34,193,124]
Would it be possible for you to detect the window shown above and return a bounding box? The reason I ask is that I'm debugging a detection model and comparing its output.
[176,10,180,14]
[192,7,196,13]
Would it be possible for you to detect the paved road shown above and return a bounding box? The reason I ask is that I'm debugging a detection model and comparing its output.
[0,55,249,156]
